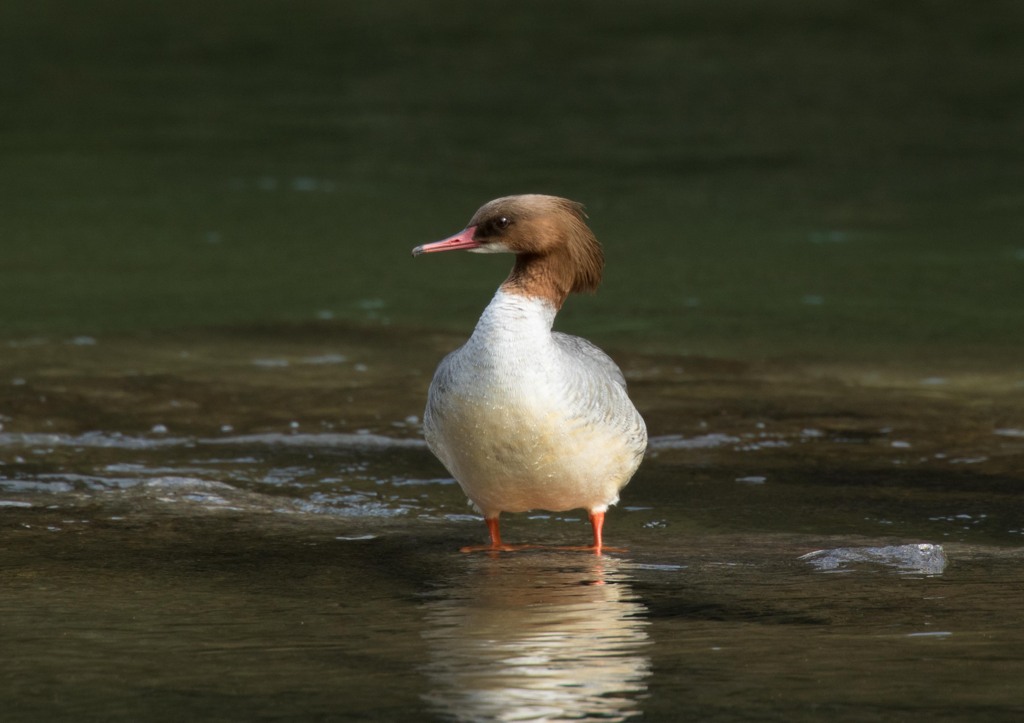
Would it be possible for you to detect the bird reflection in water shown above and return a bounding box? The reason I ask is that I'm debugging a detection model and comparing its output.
[420,553,651,721]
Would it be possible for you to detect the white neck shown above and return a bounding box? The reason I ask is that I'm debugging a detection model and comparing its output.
[471,289,557,343]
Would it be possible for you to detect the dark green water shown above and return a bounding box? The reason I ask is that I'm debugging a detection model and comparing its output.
[4,0,1023,359]
[2,1,1023,720]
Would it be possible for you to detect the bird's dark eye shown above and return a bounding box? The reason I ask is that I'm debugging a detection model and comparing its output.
[495,216,511,230]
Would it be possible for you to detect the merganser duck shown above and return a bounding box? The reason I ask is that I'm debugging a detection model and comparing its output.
[413,195,647,552]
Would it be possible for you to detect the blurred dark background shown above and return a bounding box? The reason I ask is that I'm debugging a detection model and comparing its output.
[2,0,1022,361]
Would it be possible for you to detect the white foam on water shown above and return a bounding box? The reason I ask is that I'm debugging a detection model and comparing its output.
[0,430,426,451]
[209,432,427,449]
[648,433,741,450]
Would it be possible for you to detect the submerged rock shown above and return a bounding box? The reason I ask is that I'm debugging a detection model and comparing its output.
[799,543,947,575]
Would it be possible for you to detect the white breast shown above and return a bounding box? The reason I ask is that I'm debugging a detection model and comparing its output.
[424,291,647,517]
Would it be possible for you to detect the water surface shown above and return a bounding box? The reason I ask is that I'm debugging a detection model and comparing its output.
[2,0,1022,362]
[2,1,1023,720]
[2,330,1022,720]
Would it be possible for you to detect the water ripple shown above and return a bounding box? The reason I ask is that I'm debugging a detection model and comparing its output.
[0,431,425,451]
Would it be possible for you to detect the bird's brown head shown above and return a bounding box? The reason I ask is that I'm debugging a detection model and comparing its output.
[413,194,604,308]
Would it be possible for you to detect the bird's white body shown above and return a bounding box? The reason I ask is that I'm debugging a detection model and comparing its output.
[425,290,647,519]
[414,193,646,549]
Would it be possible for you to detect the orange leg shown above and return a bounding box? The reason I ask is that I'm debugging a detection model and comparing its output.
[460,515,521,553]
[486,516,502,547]
[587,510,627,554]
[459,511,623,554]
[590,510,605,551]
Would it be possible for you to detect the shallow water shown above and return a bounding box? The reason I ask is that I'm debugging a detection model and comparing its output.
[3,0,1024,719]
[2,330,1023,721]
